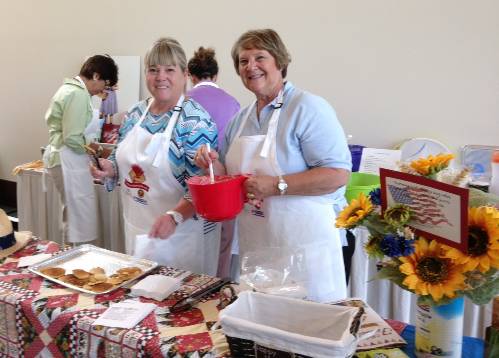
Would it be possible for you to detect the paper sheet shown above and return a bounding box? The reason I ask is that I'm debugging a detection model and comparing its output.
[359,148,401,175]
[92,300,156,329]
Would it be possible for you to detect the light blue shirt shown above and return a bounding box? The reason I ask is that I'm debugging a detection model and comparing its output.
[221,81,351,204]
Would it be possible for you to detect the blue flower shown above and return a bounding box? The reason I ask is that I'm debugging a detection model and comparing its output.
[380,234,415,257]
[400,239,415,256]
[369,188,382,206]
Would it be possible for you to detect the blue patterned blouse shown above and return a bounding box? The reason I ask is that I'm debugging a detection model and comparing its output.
[106,98,217,193]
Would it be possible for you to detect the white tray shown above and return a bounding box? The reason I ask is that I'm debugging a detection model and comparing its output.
[29,244,157,295]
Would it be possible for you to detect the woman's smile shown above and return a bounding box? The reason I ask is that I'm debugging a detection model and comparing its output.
[238,48,283,105]
[146,64,186,110]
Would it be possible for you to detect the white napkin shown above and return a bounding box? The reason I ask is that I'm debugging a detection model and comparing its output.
[130,274,181,301]
[19,253,52,267]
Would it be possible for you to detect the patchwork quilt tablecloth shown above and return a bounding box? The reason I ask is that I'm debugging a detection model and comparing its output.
[0,240,230,357]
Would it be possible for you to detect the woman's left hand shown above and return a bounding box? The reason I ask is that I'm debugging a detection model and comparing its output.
[244,175,277,201]
[149,214,176,239]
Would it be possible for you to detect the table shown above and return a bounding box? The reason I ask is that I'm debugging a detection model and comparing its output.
[16,168,125,253]
[15,168,493,339]
[0,239,229,357]
[348,228,493,339]
[0,239,486,357]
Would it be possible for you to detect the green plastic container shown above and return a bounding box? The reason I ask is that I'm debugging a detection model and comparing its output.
[345,172,380,203]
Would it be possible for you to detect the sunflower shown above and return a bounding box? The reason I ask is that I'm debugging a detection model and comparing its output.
[399,238,466,301]
[383,204,411,228]
[410,153,455,177]
[364,235,384,259]
[444,206,499,273]
[336,192,373,229]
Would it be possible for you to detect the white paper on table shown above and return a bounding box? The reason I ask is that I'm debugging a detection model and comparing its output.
[92,300,156,329]
[19,253,52,267]
[359,148,401,175]
[130,274,182,301]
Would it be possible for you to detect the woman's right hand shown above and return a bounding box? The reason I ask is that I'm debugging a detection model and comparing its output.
[90,158,115,180]
[194,144,219,170]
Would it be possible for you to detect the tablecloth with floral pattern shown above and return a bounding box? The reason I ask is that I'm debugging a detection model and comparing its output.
[0,239,229,357]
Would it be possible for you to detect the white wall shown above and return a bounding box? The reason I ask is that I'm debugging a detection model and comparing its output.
[1,0,498,180]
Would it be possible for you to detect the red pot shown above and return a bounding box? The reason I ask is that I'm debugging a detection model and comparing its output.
[187,175,248,221]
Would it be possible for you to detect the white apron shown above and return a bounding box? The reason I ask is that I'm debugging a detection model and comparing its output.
[116,97,220,275]
[225,91,347,303]
[59,76,99,243]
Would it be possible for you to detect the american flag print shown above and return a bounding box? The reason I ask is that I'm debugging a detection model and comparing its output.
[388,184,452,227]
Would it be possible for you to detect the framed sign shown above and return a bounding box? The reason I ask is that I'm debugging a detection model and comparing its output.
[380,168,469,251]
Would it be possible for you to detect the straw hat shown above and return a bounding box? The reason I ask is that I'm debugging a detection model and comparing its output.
[0,209,31,259]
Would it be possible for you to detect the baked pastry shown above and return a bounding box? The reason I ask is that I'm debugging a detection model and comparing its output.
[72,269,91,280]
[40,267,66,278]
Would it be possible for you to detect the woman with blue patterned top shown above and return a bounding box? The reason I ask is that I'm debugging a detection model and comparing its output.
[91,38,220,275]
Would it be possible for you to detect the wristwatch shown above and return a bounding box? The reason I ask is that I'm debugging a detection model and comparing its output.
[166,210,184,226]
[277,175,288,195]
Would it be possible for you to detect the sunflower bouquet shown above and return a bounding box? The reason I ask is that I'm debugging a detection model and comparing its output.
[336,153,499,306]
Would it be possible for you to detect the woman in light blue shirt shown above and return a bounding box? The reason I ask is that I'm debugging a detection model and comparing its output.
[195,29,351,301]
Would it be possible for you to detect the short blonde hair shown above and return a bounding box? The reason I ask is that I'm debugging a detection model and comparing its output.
[231,29,291,78]
[145,37,187,71]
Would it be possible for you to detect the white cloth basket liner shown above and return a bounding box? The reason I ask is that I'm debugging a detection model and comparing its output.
[219,291,362,358]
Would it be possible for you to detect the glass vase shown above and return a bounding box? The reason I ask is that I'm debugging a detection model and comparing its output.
[415,296,464,358]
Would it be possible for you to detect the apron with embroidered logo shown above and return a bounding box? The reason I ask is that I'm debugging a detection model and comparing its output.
[225,90,346,302]
[116,96,220,275]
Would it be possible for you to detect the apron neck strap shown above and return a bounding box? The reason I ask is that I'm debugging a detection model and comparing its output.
[74,76,93,106]
[172,95,184,112]
[164,95,185,132]
[228,89,284,160]
[272,90,284,109]
[140,95,185,124]
[139,98,154,124]
[145,95,185,168]
[259,89,284,158]
[233,101,256,139]
[74,75,86,89]
[233,89,285,140]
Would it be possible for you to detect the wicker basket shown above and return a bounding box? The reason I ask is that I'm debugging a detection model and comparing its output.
[226,335,313,357]
[219,291,364,358]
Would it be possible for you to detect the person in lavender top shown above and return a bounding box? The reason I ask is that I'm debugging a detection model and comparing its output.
[187,47,240,151]
[100,86,118,118]
[187,47,241,279]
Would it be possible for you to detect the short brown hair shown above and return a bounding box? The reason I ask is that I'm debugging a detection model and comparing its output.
[188,47,218,79]
[145,37,187,71]
[231,29,291,78]
[79,55,118,86]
